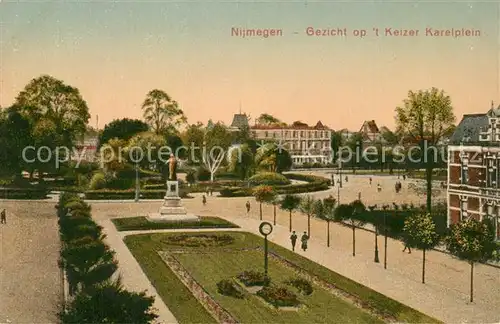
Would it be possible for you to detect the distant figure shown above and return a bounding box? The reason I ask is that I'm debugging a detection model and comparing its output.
[301,232,309,252]
[209,188,213,196]
[202,195,207,206]
[377,184,382,192]
[403,174,406,181]
[245,201,251,214]
[403,242,411,254]
[345,176,348,183]
[0,209,5,224]
[369,177,372,185]
[290,231,298,251]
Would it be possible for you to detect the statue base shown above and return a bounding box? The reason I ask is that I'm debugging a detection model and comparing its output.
[147,180,199,223]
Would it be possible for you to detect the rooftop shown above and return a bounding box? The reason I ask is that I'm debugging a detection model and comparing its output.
[251,120,330,130]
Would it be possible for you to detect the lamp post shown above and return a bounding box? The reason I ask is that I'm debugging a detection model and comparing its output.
[259,222,273,276]
[384,213,388,269]
[374,226,380,263]
[134,163,140,202]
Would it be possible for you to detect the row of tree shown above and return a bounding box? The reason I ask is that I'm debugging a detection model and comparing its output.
[252,188,499,303]
[56,192,157,322]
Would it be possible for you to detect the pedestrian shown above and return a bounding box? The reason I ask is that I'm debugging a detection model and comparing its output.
[245,200,251,214]
[369,177,372,185]
[377,183,381,192]
[202,195,207,206]
[290,231,297,251]
[345,175,348,183]
[301,231,309,251]
[403,174,406,181]
[402,243,411,254]
[0,209,5,224]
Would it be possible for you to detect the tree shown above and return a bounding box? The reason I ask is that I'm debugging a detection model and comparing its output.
[141,89,187,135]
[256,113,286,126]
[99,118,149,147]
[61,236,118,294]
[203,122,232,182]
[255,143,292,173]
[126,132,166,172]
[61,279,158,323]
[229,143,254,180]
[280,194,302,232]
[330,131,343,163]
[402,213,440,283]
[100,138,128,175]
[300,196,316,237]
[445,218,499,303]
[15,75,90,147]
[335,200,366,256]
[346,132,363,173]
[182,122,205,163]
[395,88,456,212]
[313,197,337,247]
[253,186,276,221]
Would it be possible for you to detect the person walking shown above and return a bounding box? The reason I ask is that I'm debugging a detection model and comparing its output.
[245,200,251,214]
[377,183,381,192]
[402,242,411,253]
[202,195,207,206]
[301,231,309,252]
[403,174,406,181]
[290,231,298,251]
[345,175,348,183]
[369,177,372,185]
[0,209,6,224]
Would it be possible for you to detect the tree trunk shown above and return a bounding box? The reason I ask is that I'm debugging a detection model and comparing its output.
[259,203,262,220]
[327,220,330,247]
[273,204,276,225]
[352,225,356,256]
[307,214,311,237]
[289,211,292,232]
[470,261,474,303]
[422,249,426,284]
[425,166,433,212]
[210,171,215,182]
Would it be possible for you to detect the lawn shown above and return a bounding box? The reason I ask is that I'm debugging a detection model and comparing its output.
[124,232,440,324]
[112,216,239,231]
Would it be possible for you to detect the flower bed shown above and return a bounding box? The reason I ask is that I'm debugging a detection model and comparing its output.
[285,277,313,295]
[248,172,290,186]
[256,286,300,308]
[236,270,270,287]
[84,188,192,200]
[159,234,235,247]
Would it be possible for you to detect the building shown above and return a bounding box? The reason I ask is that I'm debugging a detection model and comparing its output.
[229,113,250,131]
[359,120,382,143]
[447,102,500,240]
[251,121,332,165]
[71,130,99,163]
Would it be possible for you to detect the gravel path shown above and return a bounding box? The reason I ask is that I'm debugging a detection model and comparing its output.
[0,201,61,324]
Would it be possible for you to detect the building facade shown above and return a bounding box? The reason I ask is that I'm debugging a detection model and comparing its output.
[359,120,382,143]
[71,132,99,163]
[447,103,500,240]
[251,121,332,165]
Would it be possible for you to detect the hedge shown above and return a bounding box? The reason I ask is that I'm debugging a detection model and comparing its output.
[84,189,192,200]
[248,172,290,186]
[0,187,50,199]
[219,173,330,197]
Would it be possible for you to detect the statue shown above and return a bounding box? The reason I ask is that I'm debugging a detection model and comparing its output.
[168,154,177,181]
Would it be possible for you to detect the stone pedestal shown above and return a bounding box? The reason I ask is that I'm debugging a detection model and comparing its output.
[147,181,199,222]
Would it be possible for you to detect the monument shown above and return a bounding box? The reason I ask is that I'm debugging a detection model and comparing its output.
[147,154,199,222]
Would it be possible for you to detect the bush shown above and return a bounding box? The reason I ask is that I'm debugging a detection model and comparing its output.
[89,172,107,190]
[256,286,300,308]
[248,172,290,186]
[160,234,235,247]
[285,278,313,295]
[0,187,49,199]
[236,270,270,287]
[197,167,211,181]
[216,279,244,299]
[185,169,196,184]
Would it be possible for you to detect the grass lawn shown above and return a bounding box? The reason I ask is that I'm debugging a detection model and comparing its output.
[124,232,439,324]
[112,216,239,231]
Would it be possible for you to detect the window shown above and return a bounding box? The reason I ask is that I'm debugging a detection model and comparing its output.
[273,132,276,138]
[265,131,268,138]
[461,166,469,184]
[460,198,468,220]
[487,158,498,188]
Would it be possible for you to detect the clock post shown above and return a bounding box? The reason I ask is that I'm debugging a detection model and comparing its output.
[259,221,273,277]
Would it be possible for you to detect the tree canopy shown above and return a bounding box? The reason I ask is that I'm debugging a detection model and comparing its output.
[99,118,149,146]
[142,89,187,134]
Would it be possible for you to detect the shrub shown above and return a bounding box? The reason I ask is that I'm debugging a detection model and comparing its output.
[160,234,235,247]
[236,270,270,287]
[285,278,313,295]
[185,169,196,184]
[197,167,211,181]
[256,286,300,308]
[216,279,244,299]
[89,172,107,190]
[248,172,290,186]
[0,187,49,199]
[84,189,191,200]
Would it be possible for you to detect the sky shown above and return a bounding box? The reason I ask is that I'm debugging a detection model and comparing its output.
[0,0,499,131]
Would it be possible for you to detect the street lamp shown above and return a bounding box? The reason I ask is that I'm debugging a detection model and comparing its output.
[135,163,140,202]
[259,222,273,276]
[384,213,388,269]
[374,226,380,263]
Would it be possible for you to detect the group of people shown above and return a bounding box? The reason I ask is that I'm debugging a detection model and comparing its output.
[290,230,309,252]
